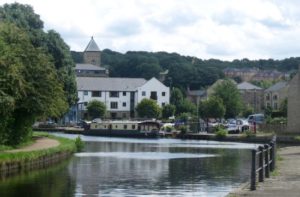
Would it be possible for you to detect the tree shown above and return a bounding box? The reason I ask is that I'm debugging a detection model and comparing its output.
[242,105,254,118]
[176,99,197,115]
[162,104,176,119]
[170,88,184,109]
[0,3,77,107]
[0,22,67,145]
[0,3,75,145]
[136,99,161,118]
[87,100,106,119]
[45,30,77,106]
[213,79,242,118]
[198,96,225,120]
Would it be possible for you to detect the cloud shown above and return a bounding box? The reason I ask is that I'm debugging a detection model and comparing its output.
[213,9,246,26]
[2,0,300,60]
[106,18,142,37]
[148,8,199,33]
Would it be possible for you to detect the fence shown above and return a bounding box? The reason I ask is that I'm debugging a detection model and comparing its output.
[250,136,276,190]
[259,123,287,133]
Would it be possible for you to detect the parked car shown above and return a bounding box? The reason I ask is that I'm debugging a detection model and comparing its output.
[236,119,250,132]
[247,114,265,124]
[224,119,249,134]
[225,119,239,134]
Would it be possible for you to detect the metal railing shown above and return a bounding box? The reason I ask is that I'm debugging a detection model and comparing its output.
[250,136,276,190]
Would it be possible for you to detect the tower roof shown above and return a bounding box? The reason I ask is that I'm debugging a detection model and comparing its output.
[84,36,100,52]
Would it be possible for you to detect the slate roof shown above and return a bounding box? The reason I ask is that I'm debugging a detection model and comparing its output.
[77,77,147,91]
[84,37,100,52]
[188,90,206,96]
[76,63,106,71]
[237,82,262,90]
[266,81,287,92]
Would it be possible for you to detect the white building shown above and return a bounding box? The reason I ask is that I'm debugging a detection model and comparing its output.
[77,77,170,119]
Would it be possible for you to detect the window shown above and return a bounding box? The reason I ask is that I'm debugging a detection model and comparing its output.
[142,91,146,96]
[122,113,127,118]
[123,92,126,96]
[84,102,88,106]
[123,102,126,107]
[92,91,101,97]
[150,91,157,100]
[162,102,166,107]
[84,91,88,96]
[266,94,270,100]
[162,92,166,96]
[123,125,127,129]
[110,102,118,109]
[110,91,119,97]
[273,95,278,100]
[132,125,136,129]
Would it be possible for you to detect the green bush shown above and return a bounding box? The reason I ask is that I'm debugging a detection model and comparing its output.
[244,130,255,138]
[269,117,287,124]
[75,136,85,152]
[165,126,173,132]
[178,125,187,134]
[215,128,227,139]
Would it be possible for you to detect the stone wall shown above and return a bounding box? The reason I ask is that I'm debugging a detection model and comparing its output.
[0,151,72,177]
[287,73,300,132]
[83,51,101,67]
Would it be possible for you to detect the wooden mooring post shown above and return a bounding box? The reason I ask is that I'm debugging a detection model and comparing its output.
[250,136,276,190]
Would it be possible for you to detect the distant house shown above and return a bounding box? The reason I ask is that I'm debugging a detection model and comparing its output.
[77,77,170,119]
[224,67,284,82]
[264,81,289,110]
[223,67,258,82]
[237,82,264,113]
[186,88,206,104]
[287,67,300,132]
[252,70,284,81]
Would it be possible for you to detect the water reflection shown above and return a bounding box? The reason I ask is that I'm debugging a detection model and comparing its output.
[0,134,257,197]
[67,138,254,197]
[0,159,75,197]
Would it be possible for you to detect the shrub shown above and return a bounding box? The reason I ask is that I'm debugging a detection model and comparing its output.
[165,126,173,132]
[244,130,255,138]
[215,128,227,139]
[75,136,84,152]
[178,125,187,134]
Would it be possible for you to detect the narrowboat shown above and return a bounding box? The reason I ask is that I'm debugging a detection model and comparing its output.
[84,120,160,138]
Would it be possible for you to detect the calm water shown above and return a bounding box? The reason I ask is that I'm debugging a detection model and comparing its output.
[0,134,259,197]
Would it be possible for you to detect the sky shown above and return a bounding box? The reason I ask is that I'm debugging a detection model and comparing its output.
[1,0,300,60]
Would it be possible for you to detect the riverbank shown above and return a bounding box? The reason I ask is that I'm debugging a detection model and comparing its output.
[227,145,300,197]
[0,133,77,177]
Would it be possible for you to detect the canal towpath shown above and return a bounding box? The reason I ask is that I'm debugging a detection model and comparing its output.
[6,137,59,153]
[228,145,300,197]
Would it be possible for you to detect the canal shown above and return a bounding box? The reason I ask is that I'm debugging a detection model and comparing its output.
[0,134,259,197]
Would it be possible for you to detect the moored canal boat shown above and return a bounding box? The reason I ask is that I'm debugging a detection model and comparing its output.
[84,120,160,138]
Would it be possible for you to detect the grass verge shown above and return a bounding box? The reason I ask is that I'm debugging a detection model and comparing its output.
[0,132,76,164]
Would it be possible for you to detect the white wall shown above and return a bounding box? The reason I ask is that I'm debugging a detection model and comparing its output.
[77,77,170,114]
[136,78,170,107]
[78,90,131,111]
